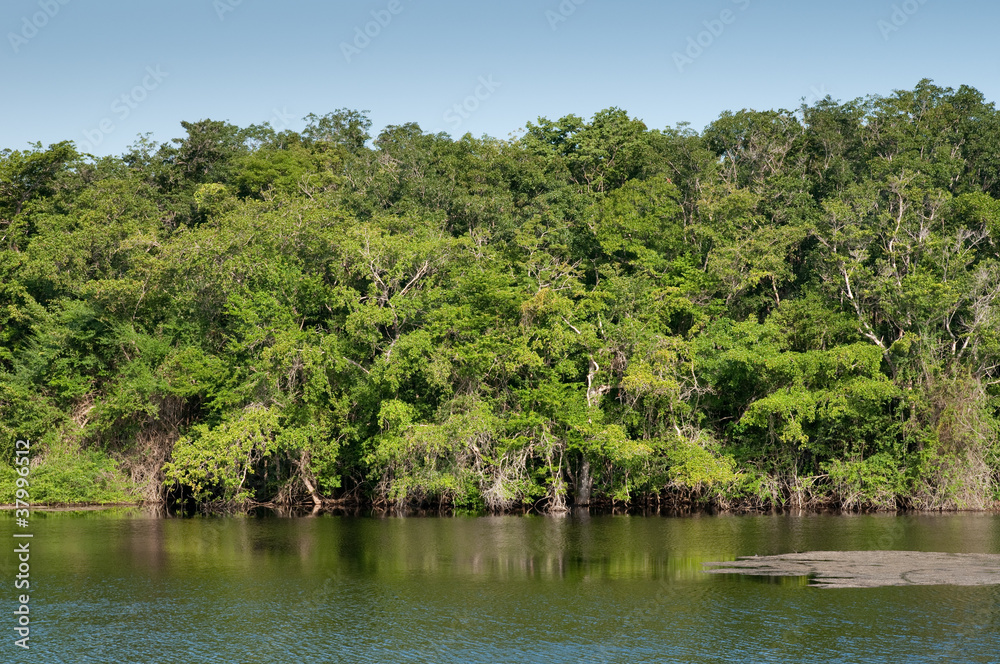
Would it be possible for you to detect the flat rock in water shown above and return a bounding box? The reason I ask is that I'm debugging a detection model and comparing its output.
[703,551,1000,588]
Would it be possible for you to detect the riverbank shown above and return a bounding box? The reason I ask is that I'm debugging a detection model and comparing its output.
[6,499,998,518]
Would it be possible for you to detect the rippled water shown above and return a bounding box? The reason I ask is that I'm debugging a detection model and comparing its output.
[3,510,999,663]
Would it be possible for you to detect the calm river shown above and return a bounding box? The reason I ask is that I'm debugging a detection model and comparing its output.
[2,510,999,663]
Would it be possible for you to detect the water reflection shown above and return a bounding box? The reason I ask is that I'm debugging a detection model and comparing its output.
[2,510,999,663]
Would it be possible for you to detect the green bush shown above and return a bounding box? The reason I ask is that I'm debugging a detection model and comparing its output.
[0,450,133,504]
[825,453,904,510]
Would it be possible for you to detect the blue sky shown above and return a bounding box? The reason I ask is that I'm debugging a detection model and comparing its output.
[2,0,998,156]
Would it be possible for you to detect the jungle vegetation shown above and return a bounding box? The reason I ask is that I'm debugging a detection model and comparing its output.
[2,80,1000,512]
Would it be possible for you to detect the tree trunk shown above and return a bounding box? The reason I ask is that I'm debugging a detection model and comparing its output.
[301,474,323,507]
[298,452,323,507]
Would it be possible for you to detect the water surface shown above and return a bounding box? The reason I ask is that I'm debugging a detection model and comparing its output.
[3,510,999,663]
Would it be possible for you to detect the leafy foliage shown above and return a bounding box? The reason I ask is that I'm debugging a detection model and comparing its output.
[2,82,1000,511]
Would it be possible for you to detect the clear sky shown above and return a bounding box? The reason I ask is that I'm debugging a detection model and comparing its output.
[2,0,998,156]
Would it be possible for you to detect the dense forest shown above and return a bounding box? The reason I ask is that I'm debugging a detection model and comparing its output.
[2,80,1000,512]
